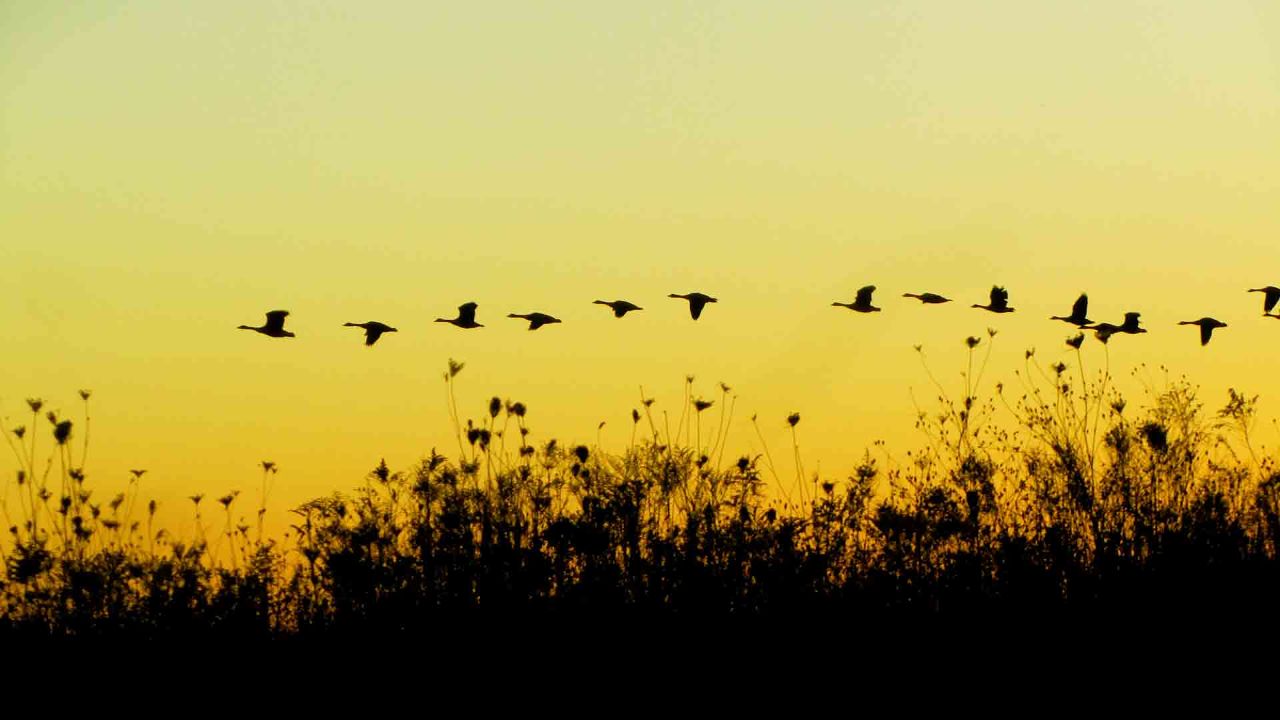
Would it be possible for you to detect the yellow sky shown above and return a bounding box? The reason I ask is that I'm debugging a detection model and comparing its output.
[4,1,1280,534]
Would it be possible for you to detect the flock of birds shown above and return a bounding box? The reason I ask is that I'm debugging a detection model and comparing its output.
[236,286,1280,348]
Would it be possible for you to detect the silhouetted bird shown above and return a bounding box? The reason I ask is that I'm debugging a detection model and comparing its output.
[435,302,483,329]
[1179,317,1227,346]
[238,310,295,338]
[669,292,718,320]
[902,292,951,304]
[1120,312,1147,334]
[1051,293,1093,326]
[1249,286,1280,314]
[972,286,1014,313]
[508,312,562,330]
[344,321,398,346]
[593,300,643,318]
[1088,312,1146,343]
[832,285,880,313]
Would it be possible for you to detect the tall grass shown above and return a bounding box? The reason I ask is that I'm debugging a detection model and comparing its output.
[3,342,1279,637]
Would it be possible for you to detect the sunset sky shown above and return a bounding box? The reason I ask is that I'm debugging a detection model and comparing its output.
[4,2,1280,534]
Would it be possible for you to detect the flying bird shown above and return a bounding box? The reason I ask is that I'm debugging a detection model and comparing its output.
[972,286,1014,313]
[238,310,295,338]
[435,302,483,329]
[1050,293,1093,326]
[1249,286,1280,314]
[1086,312,1146,343]
[1179,317,1227,346]
[669,292,718,320]
[593,300,643,318]
[832,285,881,313]
[344,321,398,346]
[1120,312,1147,334]
[902,292,951,304]
[508,312,562,330]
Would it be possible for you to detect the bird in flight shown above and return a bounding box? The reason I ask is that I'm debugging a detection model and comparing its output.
[832,285,881,313]
[1087,312,1146,343]
[1120,312,1147,335]
[343,321,398,346]
[1179,317,1227,346]
[435,302,483,329]
[238,310,295,338]
[902,292,951,304]
[669,292,718,320]
[593,300,643,318]
[1051,293,1093,326]
[508,312,562,330]
[972,286,1014,313]
[1249,286,1280,314]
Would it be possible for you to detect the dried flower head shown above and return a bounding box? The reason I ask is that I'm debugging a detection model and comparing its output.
[787,412,800,428]
[26,398,43,413]
[694,398,713,412]
[966,336,981,349]
[447,359,465,378]
[53,420,72,445]
[1066,333,1084,349]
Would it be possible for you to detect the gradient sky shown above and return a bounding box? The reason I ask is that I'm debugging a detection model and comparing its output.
[4,1,1280,534]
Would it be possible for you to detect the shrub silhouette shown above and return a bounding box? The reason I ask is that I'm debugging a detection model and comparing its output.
[3,349,1280,637]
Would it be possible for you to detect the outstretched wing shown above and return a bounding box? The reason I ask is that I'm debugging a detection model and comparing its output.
[1071,293,1088,319]
[856,285,876,306]
[365,327,384,346]
[991,286,1008,307]
[1200,323,1213,346]
[264,310,289,332]
[689,297,707,319]
[1267,288,1280,313]
[458,303,478,323]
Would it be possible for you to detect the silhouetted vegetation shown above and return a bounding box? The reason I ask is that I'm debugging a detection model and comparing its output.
[4,339,1279,638]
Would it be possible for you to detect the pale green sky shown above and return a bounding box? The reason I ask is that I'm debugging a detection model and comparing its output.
[3,1,1280,532]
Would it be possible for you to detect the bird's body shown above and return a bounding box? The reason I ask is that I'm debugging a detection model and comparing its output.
[903,292,951,304]
[1179,317,1227,346]
[1120,312,1147,334]
[594,299,643,318]
[344,321,398,346]
[972,286,1014,313]
[1051,293,1093,326]
[1086,312,1146,343]
[436,302,483,329]
[1088,322,1122,344]
[1250,286,1280,314]
[669,292,718,320]
[508,312,562,330]
[238,310,295,338]
[833,285,880,313]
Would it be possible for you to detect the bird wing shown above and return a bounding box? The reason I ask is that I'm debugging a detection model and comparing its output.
[458,303,478,323]
[1267,288,1280,313]
[1200,324,1212,345]
[1072,294,1088,319]
[992,286,1008,306]
[856,285,875,305]
[265,311,289,332]
[689,298,706,319]
[365,327,384,345]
